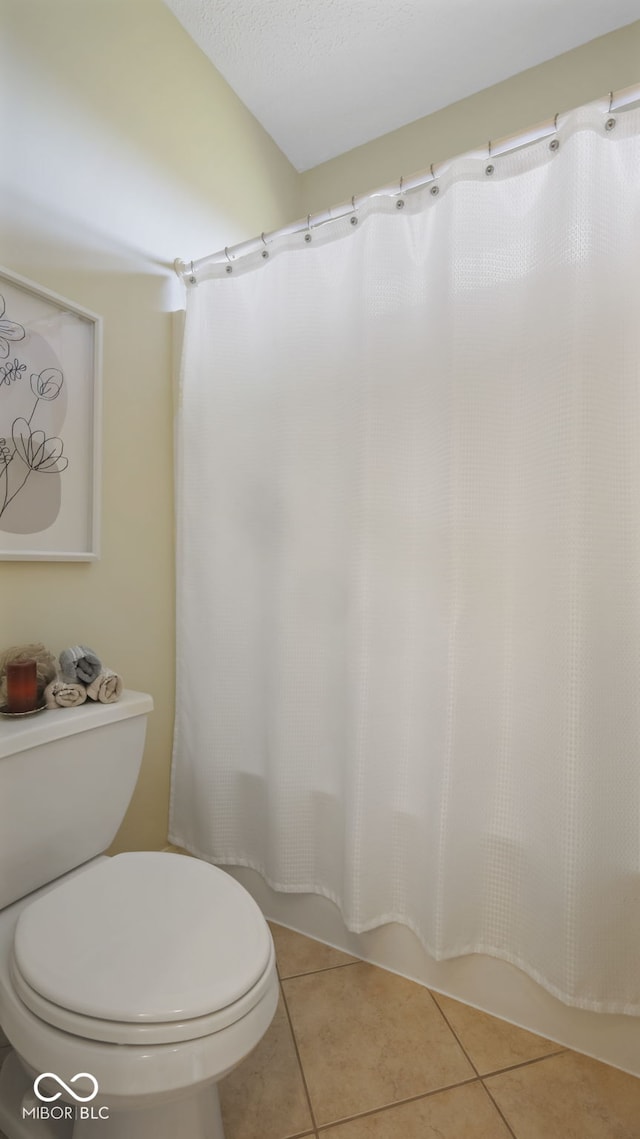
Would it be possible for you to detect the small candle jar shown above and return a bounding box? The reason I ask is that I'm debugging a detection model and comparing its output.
[5,659,38,714]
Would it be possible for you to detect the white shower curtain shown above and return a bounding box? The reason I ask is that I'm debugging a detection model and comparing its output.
[170,99,640,1014]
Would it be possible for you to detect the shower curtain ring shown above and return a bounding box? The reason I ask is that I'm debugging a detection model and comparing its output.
[350,196,358,226]
[189,261,196,284]
[396,176,405,209]
[261,233,269,259]
[485,141,495,176]
[305,215,312,243]
[224,247,233,273]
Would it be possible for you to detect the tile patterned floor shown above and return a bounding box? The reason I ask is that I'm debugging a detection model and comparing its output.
[1,924,639,1137]
[219,922,640,1139]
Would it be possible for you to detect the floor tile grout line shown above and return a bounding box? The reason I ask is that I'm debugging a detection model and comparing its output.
[428,990,482,1078]
[477,1082,519,1139]
[479,1048,571,1139]
[277,959,361,981]
[428,991,569,1082]
[481,1048,568,1080]
[313,1077,480,1132]
[279,977,319,1134]
[428,991,518,1139]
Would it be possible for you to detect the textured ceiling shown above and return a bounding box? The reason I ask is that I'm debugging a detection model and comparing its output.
[164,0,640,171]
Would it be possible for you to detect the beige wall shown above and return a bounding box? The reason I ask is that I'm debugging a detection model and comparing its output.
[0,0,300,851]
[301,20,640,214]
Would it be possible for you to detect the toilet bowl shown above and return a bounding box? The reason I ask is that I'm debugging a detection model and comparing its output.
[0,695,278,1139]
[0,852,279,1139]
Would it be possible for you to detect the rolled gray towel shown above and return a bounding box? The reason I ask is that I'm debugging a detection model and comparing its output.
[59,645,102,685]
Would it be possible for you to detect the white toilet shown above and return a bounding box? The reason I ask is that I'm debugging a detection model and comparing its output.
[0,691,278,1139]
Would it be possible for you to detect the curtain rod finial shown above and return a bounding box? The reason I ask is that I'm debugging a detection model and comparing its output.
[174,258,196,284]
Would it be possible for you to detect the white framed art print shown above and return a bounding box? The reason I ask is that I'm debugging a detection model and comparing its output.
[0,266,102,560]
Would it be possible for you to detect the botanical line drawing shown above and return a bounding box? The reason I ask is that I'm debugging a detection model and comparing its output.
[0,358,27,386]
[0,294,25,358]
[0,295,69,521]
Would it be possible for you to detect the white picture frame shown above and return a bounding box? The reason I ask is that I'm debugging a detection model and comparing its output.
[0,265,102,560]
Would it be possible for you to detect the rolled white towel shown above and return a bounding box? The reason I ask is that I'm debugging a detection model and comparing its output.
[44,678,87,709]
[86,669,123,704]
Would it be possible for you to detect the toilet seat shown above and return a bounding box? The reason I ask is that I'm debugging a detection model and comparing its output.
[11,852,274,1046]
[9,944,276,1045]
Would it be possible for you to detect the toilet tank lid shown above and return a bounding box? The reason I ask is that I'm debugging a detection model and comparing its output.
[0,690,153,760]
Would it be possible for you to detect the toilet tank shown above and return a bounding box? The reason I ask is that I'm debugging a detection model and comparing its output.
[0,691,153,909]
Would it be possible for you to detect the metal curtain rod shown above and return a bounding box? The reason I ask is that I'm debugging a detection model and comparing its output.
[175,83,640,285]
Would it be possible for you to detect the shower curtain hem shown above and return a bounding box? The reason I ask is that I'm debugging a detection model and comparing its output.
[166,834,640,1018]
